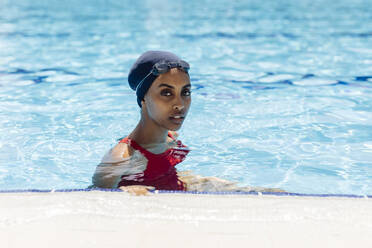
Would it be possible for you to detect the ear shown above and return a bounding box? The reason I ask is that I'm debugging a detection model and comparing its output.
[140,99,148,116]
[140,99,147,112]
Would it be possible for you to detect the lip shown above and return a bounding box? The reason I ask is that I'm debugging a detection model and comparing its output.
[169,115,185,125]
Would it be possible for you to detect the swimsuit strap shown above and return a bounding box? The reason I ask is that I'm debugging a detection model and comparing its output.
[167,132,176,141]
[167,132,184,147]
[119,137,153,157]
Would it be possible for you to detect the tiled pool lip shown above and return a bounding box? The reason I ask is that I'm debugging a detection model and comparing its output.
[0,188,371,198]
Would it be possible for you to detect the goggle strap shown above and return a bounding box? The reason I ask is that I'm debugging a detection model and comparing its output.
[135,70,153,93]
[136,60,190,93]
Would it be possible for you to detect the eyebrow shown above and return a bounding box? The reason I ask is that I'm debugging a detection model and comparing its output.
[158,83,191,89]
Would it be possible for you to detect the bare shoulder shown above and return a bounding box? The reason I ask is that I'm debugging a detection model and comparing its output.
[101,142,132,163]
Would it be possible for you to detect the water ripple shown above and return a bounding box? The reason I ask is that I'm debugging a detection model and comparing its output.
[1,0,372,194]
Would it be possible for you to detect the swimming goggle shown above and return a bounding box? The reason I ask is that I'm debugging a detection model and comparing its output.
[136,60,190,92]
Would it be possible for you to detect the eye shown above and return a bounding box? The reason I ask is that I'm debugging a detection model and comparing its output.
[160,89,172,96]
[182,88,191,96]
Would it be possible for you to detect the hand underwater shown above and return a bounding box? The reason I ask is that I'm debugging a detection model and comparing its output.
[119,185,155,196]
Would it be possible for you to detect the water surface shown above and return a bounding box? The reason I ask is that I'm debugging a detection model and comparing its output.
[0,0,371,194]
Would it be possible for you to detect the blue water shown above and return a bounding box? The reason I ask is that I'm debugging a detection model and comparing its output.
[0,0,371,194]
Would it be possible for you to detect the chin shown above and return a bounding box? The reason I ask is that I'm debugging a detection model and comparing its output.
[168,124,182,131]
[163,118,185,131]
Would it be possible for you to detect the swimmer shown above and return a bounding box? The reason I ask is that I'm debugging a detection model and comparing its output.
[91,51,284,195]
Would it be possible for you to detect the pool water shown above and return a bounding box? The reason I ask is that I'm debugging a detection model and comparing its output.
[0,0,371,194]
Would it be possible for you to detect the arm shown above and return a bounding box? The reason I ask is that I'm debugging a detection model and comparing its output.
[91,143,155,195]
[178,172,285,192]
[91,143,131,188]
[92,164,122,188]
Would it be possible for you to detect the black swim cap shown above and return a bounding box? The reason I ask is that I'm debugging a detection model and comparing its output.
[128,51,189,107]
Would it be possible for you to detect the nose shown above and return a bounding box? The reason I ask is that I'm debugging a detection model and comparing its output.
[173,97,185,112]
[173,103,184,111]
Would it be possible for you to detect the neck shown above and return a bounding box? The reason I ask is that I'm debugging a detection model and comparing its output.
[129,115,168,145]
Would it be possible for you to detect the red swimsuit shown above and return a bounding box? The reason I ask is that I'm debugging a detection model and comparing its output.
[117,132,189,190]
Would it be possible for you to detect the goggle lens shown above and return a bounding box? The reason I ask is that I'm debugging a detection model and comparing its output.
[153,60,189,75]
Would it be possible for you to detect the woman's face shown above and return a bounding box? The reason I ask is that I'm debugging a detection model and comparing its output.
[143,68,191,131]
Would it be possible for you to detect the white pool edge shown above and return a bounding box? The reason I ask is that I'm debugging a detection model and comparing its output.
[1,191,371,248]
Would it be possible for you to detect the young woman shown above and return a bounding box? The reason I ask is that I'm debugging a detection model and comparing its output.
[92,51,192,194]
[92,51,284,195]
